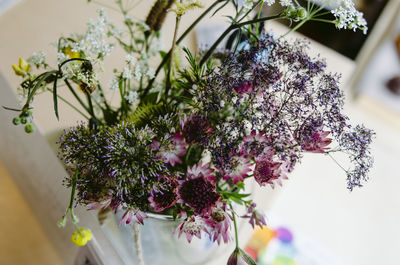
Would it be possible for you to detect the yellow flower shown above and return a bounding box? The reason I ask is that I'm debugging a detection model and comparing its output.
[71,227,92,246]
[12,58,31,77]
[64,46,80,59]
[170,1,203,16]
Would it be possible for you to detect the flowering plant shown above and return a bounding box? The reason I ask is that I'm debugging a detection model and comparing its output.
[6,0,374,264]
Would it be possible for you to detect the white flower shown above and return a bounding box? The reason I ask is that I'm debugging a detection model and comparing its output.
[123,67,133,79]
[146,68,155,79]
[263,0,275,6]
[331,0,367,33]
[125,54,137,66]
[109,78,119,91]
[28,51,47,68]
[124,91,138,104]
[279,0,292,6]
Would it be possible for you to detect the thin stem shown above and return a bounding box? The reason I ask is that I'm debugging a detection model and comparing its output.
[133,223,145,265]
[199,14,281,66]
[142,0,224,98]
[64,79,92,116]
[229,202,239,249]
[46,88,90,120]
[165,14,181,99]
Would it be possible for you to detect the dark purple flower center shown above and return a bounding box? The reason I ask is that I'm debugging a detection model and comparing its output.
[254,161,280,185]
[151,188,177,211]
[178,177,220,214]
[182,115,213,145]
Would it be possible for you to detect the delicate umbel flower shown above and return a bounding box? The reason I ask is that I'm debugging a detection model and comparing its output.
[227,248,256,265]
[223,156,253,184]
[175,215,206,243]
[12,58,30,77]
[148,179,178,212]
[203,202,232,244]
[155,133,187,166]
[178,164,220,214]
[28,51,47,68]
[180,114,213,145]
[331,0,368,34]
[253,155,284,188]
[119,209,148,225]
[242,202,266,228]
[71,228,92,247]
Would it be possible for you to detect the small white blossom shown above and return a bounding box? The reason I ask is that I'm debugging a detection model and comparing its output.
[109,78,119,91]
[331,0,368,34]
[146,68,155,79]
[125,54,137,66]
[28,51,47,68]
[123,67,133,79]
[279,0,292,6]
[263,0,275,6]
[124,91,138,104]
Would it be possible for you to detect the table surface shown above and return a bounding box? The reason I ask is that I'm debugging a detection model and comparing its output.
[1,1,400,265]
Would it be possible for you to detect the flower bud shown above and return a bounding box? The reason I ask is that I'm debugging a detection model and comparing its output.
[12,117,21,125]
[227,248,256,265]
[24,124,35,134]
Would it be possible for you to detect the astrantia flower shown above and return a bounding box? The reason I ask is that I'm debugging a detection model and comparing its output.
[119,209,148,225]
[155,133,187,166]
[295,122,332,153]
[241,131,268,157]
[178,165,220,214]
[223,156,253,184]
[187,161,215,182]
[253,155,284,188]
[148,179,178,212]
[175,215,206,243]
[87,195,112,210]
[203,202,232,244]
[181,114,213,145]
[234,81,254,94]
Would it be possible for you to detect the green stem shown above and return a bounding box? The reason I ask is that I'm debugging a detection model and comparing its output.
[229,202,239,249]
[199,14,281,66]
[165,14,181,99]
[142,0,224,98]
[46,88,90,120]
[64,79,92,116]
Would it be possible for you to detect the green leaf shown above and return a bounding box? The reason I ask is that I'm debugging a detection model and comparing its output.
[53,78,59,120]
[140,92,159,105]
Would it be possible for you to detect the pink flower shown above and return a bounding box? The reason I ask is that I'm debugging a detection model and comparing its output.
[234,81,255,94]
[223,156,253,184]
[174,216,206,243]
[253,155,286,188]
[303,130,332,153]
[119,209,148,225]
[203,202,232,244]
[187,161,215,182]
[178,164,220,214]
[241,131,268,157]
[155,133,187,166]
[148,180,178,212]
[180,114,213,145]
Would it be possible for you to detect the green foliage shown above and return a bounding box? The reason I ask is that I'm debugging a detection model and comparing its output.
[127,102,171,128]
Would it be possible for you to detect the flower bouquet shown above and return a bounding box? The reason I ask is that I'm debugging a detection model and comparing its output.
[6,0,374,264]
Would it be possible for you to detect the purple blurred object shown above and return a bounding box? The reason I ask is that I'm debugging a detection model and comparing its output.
[276,227,293,243]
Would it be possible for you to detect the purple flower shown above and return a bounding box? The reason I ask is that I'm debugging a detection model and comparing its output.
[155,133,187,166]
[148,179,178,212]
[223,155,253,184]
[254,154,285,188]
[203,202,232,244]
[178,163,220,214]
[181,114,213,145]
[174,215,206,243]
[242,202,266,228]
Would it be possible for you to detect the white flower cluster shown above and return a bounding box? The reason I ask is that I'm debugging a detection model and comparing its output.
[331,0,367,34]
[72,8,114,59]
[124,91,138,104]
[28,51,47,68]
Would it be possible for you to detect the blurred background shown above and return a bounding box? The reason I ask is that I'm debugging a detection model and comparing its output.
[1,0,400,265]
